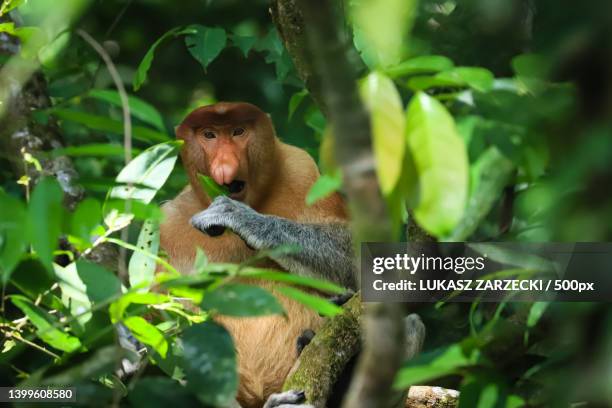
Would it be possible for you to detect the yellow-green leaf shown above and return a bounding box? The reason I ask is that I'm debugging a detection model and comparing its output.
[405,92,468,237]
[360,71,407,195]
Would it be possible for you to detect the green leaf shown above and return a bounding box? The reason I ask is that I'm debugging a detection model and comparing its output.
[71,197,102,243]
[445,147,514,241]
[123,316,168,358]
[288,89,308,120]
[197,173,229,199]
[511,53,551,79]
[351,0,417,68]
[11,295,82,353]
[128,377,197,407]
[110,292,170,323]
[241,270,345,294]
[436,67,495,93]
[406,75,464,91]
[360,71,406,195]
[275,286,343,317]
[527,301,549,328]
[385,55,454,78]
[88,89,166,131]
[128,218,160,290]
[0,191,27,283]
[184,25,227,71]
[405,93,469,237]
[108,141,183,206]
[306,170,343,206]
[51,109,169,143]
[181,322,238,407]
[477,383,500,408]
[201,283,284,317]
[394,344,479,388]
[230,34,257,57]
[74,260,122,304]
[134,26,196,91]
[505,395,526,408]
[28,177,64,269]
[0,0,26,16]
[304,107,326,134]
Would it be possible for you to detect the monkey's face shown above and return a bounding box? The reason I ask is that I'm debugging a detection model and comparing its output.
[195,123,250,201]
[176,102,278,206]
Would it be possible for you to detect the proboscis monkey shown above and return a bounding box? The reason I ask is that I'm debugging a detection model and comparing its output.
[160,102,356,408]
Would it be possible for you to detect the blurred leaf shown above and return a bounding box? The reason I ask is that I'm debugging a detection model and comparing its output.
[437,67,495,93]
[477,383,499,408]
[505,395,525,408]
[275,286,343,317]
[0,191,27,283]
[185,25,227,71]
[230,33,257,57]
[52,109,169,143]
[108,140,183,206]
[360,71,406,195]
[351,0,417,68]
[241,270,345,294]
[0,0,26,16]
[88,89,165,132]
[288,89,308,120]
[53,262,92,326]
[306,170,343,206]
[28,177,64,270]
[129,218,160,290]
[527,302,549,329]
[512,54,551,79]
[181,322,238,407]
[406,75,464,91]
[394,344,480,388]
[446,147,514,241]
[201,283,284,317]
[304,107,326,134]
[11,295,82,353]
[75,260,122,303]
[53,143,140,158]
[197,173,229,198]
[123,316,167,358]
[386,55,454,78]
[71,197,101,243]
[405,93,469,237]
[133,26,196,91]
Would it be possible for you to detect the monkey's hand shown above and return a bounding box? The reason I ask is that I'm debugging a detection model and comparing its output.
[190,196,267,248]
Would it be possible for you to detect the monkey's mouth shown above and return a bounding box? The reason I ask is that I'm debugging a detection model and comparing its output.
[225,180,246,199]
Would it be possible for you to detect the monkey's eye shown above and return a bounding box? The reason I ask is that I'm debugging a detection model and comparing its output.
[232,127,245,136]
[203,130,216,139]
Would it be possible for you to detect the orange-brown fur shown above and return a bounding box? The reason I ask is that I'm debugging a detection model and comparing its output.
[160,102,347,407]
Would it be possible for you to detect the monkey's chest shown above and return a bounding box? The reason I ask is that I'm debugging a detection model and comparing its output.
[215,281,324,408]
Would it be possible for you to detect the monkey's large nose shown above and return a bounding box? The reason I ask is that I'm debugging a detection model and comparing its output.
[211,153,239,185]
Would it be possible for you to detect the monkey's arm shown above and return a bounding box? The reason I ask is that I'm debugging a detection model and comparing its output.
[190,196,356,289]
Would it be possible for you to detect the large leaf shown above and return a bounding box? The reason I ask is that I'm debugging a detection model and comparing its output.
[108,140,182,209]
[184,25,227,71]
[128,218,160,290]
[28,177,64,269]
[123,316,168,358]
[181,322,238,406]
[360,71,407,195]
[201,283,284,317]
[0,191,27,283]
[351,0,417,68]
[11,295,82,353]
[275,286,343,317]
[52,109,169,143]
[88,89,165,132]
[133,26,196,91]
[405,92,469,237]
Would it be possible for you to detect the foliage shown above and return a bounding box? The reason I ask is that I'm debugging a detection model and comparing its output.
[1,0,612,407]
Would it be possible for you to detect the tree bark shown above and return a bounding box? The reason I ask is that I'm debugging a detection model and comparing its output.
[283,1,408,407]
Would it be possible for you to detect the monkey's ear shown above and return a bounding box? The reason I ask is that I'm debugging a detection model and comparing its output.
[175,123,193,140]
